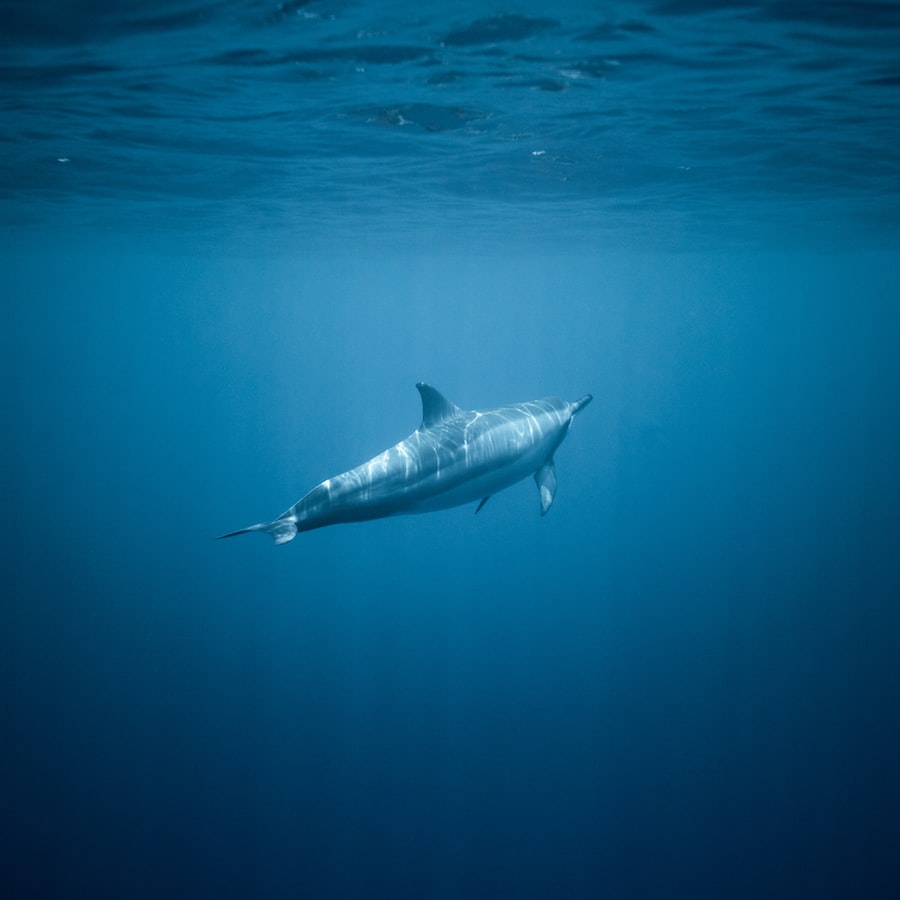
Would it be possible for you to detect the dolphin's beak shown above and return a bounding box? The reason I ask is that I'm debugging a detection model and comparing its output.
[572,394,593,413]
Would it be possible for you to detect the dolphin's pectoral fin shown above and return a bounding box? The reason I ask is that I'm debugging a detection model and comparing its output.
[475,496,491,514]
[535,459,557,516]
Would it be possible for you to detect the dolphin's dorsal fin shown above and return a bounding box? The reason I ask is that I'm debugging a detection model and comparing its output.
[416,383,463,428]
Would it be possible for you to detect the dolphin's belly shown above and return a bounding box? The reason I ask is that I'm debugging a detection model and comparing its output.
[401,438,554,514]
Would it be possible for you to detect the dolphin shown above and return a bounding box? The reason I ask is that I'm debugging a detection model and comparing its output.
[219,383,592,545]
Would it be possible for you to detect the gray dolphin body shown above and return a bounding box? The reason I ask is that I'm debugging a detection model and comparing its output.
[219,383,592,545]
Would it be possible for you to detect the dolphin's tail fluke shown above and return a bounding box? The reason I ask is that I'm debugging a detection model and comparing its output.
[217,517,298,545]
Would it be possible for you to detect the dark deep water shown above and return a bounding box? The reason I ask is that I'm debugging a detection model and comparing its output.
[3,3,900,899]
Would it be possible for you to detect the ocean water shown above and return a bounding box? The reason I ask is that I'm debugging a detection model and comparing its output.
[2,2,900,899]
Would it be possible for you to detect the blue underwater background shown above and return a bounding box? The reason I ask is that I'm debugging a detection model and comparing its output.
[3,2,900,898]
